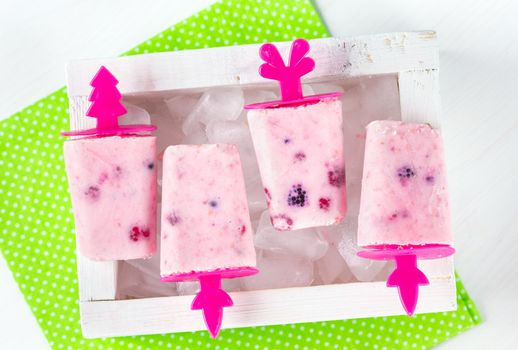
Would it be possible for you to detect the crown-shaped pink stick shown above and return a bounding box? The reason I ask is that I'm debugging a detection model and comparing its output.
[259,38,315,101]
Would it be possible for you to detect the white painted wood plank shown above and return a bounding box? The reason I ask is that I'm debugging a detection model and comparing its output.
[80,271,456,338]
[398,69,442,128]
[66,31,438,97]
[77,255,118,302]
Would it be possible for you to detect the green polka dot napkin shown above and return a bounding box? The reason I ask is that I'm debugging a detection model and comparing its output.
[0,0,481,349]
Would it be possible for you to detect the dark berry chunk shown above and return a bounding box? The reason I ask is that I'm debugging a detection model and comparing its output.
[287,184,308,207]
[130,226,151,241]
[328,167,345,187]
[294,152,306,162]
[209,200,218,208]
[319,197,330,210]
[425,175,435,184]
[130,226,140,241]
[283,137,291,144]
[84,186,100,199]
[166,212,181,226]
[397,166,416,179]
[388,210,409,221]
[264,188,272,200]
[147,162,154,170]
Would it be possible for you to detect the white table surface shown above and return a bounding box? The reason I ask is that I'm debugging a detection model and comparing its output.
[1,0,517,349]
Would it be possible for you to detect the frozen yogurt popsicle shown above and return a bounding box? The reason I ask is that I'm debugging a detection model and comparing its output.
[357,120,455,315]
[246,39,346,231]
[62,66,157,261]
[160,143,257,338]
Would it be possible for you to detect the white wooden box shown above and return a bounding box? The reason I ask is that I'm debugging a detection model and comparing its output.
[66,31,456,338]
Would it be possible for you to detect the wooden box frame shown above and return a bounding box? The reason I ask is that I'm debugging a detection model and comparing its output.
[66,31,456,338]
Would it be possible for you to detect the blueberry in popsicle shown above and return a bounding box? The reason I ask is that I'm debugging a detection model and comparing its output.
[357,120,455,315]
[245,39,346,231]
[62,66,157,261]
[160,144,257,338]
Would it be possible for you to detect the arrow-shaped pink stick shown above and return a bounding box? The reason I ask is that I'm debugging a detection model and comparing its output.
[386,254,429,316]
[191,274,233,338]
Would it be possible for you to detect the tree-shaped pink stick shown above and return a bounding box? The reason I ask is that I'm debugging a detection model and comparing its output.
[86,66,128,130]
[62,66,155,137]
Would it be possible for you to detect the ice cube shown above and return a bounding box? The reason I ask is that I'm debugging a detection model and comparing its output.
[121,103,151,125]
[246,176,267,220]
[165,95,199,122]
[181,124,208,145]
[206,120,250,147]
[316,245,347,284]
[317,224,345,245]
[337,231,387,282]
[186,88,244,128]
[254,211,329,260]
[205,119,259,178]
[241,251,313,291]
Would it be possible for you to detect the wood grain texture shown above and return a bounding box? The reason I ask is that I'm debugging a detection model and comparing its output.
[80,263,456,338]
[398,69,442,129]
[66,32,438,97]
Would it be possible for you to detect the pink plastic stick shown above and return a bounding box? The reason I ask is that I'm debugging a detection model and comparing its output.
[191,274,233,339]
[259,39,315,101]
[61,66,155,137]
[86,66,127,130]
[161,267,258,338]
[357,244,454,316]
[386,254,429,316]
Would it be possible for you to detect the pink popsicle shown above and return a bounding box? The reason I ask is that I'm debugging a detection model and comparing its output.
[160,144,257,338]
[62,66,157,261]
[357,120,454,316]
[358,121,453,247]
[64,135,157,260]
[246,39,346,231]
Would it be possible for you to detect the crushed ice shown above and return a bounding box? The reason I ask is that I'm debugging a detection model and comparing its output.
[118,76,401,298]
